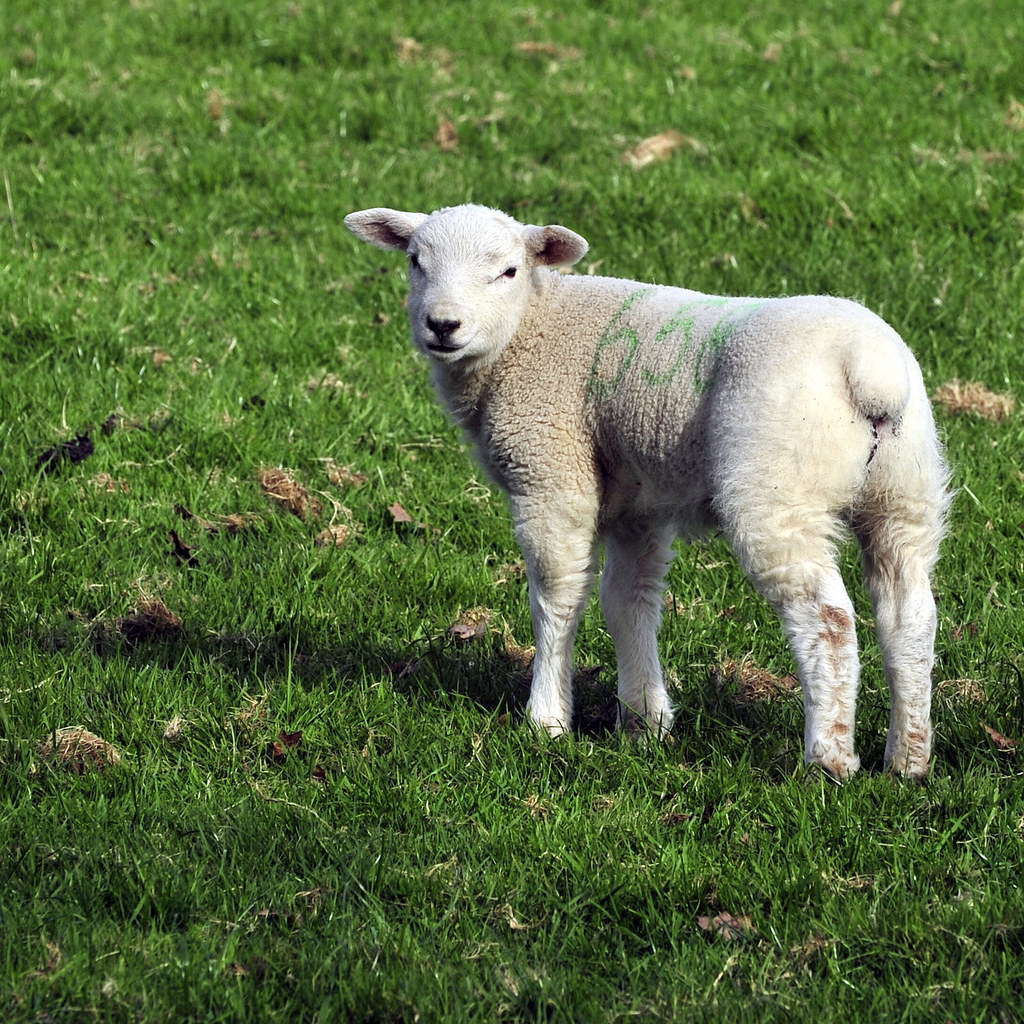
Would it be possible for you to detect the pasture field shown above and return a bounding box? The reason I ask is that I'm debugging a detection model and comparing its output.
[1,0,1022,1020]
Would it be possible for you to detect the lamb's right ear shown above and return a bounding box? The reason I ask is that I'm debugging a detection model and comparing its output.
[344,209,428,251]
[524,224,589,268]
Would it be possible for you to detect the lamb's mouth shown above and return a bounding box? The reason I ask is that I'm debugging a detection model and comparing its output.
[424,339,468,355]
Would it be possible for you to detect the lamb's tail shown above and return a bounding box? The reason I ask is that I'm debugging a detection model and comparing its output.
[841,316,913,424]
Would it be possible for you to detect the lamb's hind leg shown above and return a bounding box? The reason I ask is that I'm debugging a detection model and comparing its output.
[857,512,944,779]
[730,516,862,779]
[600,526,676,738]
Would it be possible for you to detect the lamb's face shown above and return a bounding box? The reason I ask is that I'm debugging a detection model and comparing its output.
[404,207,536,365]
[345,204,589,367]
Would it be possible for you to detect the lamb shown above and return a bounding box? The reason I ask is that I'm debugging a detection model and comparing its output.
[345,203,951,780]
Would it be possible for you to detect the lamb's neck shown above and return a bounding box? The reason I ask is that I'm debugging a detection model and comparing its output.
[430,359,495,437]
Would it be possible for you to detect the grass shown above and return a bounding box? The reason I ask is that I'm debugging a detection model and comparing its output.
[1,0,1023,1020]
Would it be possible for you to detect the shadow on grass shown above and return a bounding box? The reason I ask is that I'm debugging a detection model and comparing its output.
[28,608,919,777]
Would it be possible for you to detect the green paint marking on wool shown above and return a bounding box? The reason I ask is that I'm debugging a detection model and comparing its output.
[586,287,654,402]
[587,292,767,400]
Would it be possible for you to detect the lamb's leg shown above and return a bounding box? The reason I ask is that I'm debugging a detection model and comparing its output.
[515,502,599,737]
[774,571,862,780]
[730,520,862,779]
[858,518,942,779]
[600,527,676,738]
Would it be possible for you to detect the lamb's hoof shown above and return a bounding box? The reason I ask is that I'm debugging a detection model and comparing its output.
[803,754,860,785]
[884,755,931,781]
[526,711,571,739]
[618,706,675,743]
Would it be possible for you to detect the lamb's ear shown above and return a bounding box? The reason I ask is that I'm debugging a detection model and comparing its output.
[344,209,428,252]
[524,224,589,268]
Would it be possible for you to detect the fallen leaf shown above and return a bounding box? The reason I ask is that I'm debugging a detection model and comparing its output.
[982,723,1019,750]
[435,117,459,152]
[169,529,199,567]
[388,501,413,523]
[268,729,304,763]
[622,130,707,170]
[38,727,122,773]
[697,911,757,941]
[932,380,1016,422]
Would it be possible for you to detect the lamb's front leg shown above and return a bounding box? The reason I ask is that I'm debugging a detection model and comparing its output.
[514,499,599,737]
[600,526,676,738]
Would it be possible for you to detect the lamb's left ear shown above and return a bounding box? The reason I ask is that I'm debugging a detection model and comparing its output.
[345,209,428,251]
[524,224,589,268]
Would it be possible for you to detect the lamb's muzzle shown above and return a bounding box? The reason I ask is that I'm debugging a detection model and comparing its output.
[345,203,951,780]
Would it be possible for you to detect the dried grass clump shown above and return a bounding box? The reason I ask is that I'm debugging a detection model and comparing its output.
[258,468,323,519]
[38,727,122,773]
[932,380,1016,422]
[117,598,183,643]
[718,658,799,705]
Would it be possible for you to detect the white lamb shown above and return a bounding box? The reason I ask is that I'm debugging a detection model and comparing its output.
[345,203,951,780]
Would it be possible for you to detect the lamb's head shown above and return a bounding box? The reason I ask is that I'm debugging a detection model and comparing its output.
[345,204,588,365]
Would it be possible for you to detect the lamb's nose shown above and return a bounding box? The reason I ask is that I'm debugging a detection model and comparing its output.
[426,316,461,344]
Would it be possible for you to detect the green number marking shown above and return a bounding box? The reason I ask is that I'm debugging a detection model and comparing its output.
[587,291,765,401]
[586,287,654,402]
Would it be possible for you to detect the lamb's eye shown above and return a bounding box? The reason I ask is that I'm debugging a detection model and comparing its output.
[502,266,517,279]
[408,252,420,269]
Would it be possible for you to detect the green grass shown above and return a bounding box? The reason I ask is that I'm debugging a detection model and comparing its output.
[1,0,1023,1020]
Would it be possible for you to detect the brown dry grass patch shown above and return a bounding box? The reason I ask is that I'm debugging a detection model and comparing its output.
[258,468,323,519]
[38,726,122,773]
[932,380,1016,422]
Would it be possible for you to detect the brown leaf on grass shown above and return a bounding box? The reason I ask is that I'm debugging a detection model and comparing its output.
[117,598,183,643]
[169,529,199,567]
[450,607,493,641]
[388,501,413,523]
[38,726,122,773]
[697,911,757,941]
[258,468,323,519]
[932,380,1016,422]
[268,729,304,764]
[717,658,799,705]
[622,130,707,170]
[436,117,459,152]
[981,723,1019,750]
